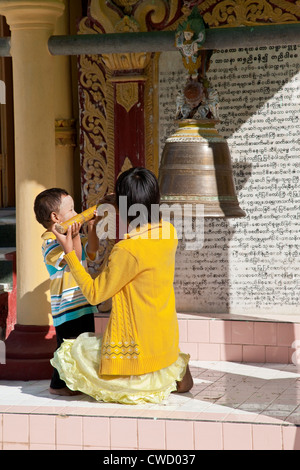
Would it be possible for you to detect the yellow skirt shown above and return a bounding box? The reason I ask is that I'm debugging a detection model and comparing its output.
[50,332,190,405]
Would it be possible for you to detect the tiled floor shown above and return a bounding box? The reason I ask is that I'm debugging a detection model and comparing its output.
[1,360,300,449]
[1,360,300,422]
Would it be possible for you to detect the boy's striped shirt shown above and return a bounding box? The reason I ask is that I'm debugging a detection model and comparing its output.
[42,231,97,327]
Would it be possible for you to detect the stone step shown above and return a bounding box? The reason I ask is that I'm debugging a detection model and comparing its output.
[0,209,15,224]
[0,208,16,249]
[1,361,300,450]
[0,248,16,292]
[0,209,16,293]
[1,312,300,449]
[0,225,16,248]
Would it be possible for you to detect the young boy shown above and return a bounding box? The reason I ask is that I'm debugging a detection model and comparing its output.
[34,188,99,395]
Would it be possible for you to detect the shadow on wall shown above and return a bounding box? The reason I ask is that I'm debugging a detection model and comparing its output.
[18,279,51,326]
[172,45,300,316]
[174,160,252,314]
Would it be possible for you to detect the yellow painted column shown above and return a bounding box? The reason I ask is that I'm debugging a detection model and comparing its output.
[0,0,64,327]
[54,0,76,196]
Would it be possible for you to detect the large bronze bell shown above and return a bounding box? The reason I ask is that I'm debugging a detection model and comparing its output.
[158,119,246,218]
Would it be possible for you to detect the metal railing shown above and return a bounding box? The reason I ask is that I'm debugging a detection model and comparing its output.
[1,24,300,57]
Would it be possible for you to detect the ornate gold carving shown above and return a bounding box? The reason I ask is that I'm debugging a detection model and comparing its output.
[116,82,139,112]
[81,0,300,35]
[102,52,151,71]
[113,0,138,6]
[144,53,159,176]
[79,54,106,103]
[78,0,178,196]
[77,0,300,282]
[114,15,139,32]
[78,0,299,200]
[113,0,139,15]
[188,0,300,26]
[134,0,171,31]
[55,119,76,147]
[104,67,116,195]
[118,156,133,177]
[78,54,111,208]
[81,90,107,151]
[81,0,182,33]
[82,134,108,205]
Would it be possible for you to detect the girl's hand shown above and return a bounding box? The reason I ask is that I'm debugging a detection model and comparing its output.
[52,222,82,254]
[87,210,102,231]
[100,193,116,207]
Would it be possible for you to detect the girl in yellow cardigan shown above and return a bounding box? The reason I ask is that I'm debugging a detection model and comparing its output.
[51,167,193,404]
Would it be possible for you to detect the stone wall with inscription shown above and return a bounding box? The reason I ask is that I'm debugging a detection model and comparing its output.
[158,45,300,317]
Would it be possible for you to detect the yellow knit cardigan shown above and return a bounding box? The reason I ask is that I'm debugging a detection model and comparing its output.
[64,221,180,376]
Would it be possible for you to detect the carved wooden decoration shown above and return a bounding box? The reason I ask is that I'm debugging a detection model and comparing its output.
[78,0,299,208]
[77,0,300,281]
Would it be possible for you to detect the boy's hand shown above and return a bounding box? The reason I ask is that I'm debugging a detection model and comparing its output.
[52,222,82,255]
[71,221,82,238]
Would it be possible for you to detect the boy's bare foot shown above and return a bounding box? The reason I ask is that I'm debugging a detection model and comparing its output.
[174,365,194,393]
[49,387,82,396]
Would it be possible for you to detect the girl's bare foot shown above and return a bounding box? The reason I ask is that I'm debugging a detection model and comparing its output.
[49,387,82,396]
[174,365,193,393]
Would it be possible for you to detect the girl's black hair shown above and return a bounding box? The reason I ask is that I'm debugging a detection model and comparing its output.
[115,167,161,224]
